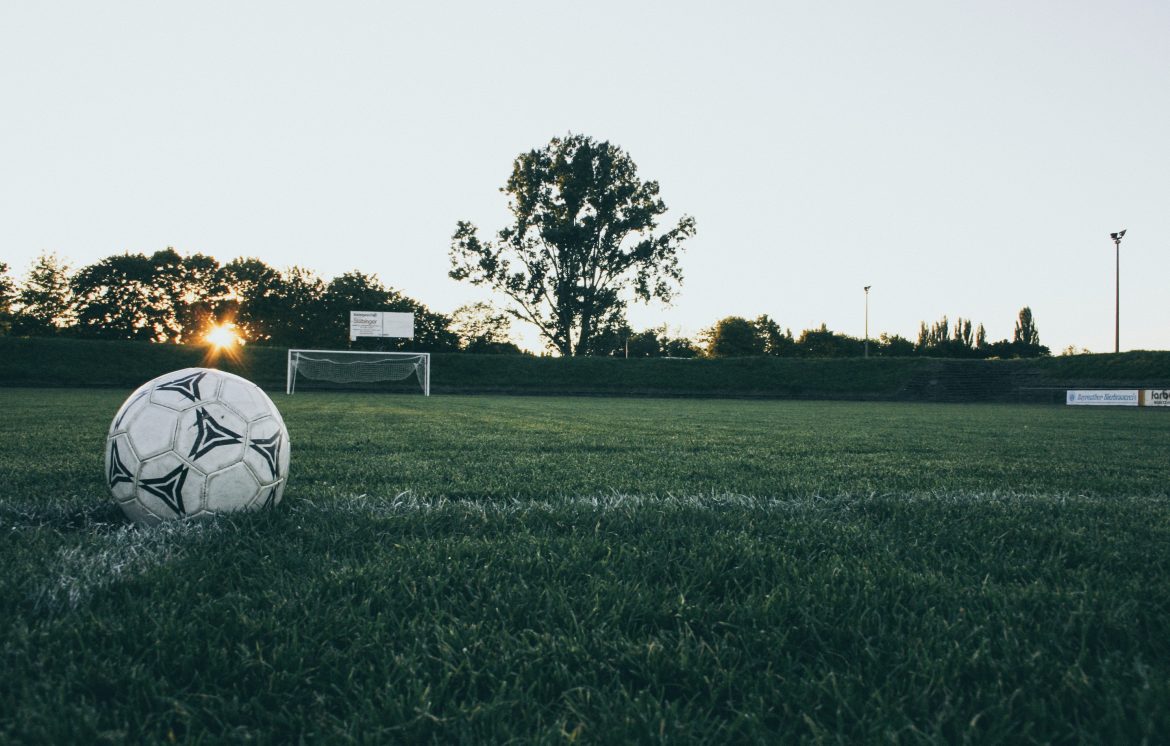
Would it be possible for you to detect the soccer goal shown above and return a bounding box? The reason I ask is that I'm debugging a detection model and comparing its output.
[286,350,430,396]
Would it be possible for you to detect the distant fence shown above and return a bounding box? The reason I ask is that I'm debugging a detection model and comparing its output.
[1,336,1167,404]
[1016,387,1072,405]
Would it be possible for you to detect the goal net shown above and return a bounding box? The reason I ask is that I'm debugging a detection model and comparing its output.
[286,350,430,396]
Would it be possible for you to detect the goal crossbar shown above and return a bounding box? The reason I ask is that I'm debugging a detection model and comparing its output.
[286,349,430,396]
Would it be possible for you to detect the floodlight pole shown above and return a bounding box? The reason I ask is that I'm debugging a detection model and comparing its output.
[1110,230,1125,354]
[864,285,871,358]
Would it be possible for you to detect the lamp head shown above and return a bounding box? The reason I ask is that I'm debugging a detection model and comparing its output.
[864,285,871,291]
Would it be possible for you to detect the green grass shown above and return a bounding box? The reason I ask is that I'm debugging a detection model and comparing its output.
[2,390,1170,743]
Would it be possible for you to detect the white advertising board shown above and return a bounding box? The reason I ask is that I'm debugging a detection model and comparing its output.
[1143,389,1170,407]
[349,311,414,340]
[1066,390,1139,406]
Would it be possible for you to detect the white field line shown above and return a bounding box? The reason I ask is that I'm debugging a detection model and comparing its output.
[16,491,1165,611]
[287,489,1142,519]
[32,521,217,612]
[291,491,814,518]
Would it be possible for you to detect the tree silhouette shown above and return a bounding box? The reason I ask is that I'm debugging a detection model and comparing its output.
[71,253,160,340]
[753,315,795,356]
[450,302,521,353]
[222,257,283,343]
[704,317,763,357]
[1013,306,1040,346]
[12,253,73,336]
[450,134,695,355]
[1011,306,1048,357]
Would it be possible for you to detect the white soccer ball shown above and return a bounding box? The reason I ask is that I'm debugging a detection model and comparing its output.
[105,368,291,526]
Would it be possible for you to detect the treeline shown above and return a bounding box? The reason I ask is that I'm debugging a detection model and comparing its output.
[0,250,519,353]
[688,310,1048,359]
[0,250,1048,358]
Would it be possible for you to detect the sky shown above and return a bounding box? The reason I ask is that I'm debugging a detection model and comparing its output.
[2,0,1167,353]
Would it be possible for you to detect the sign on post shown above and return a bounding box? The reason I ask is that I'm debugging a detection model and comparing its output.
[349,311,414,341]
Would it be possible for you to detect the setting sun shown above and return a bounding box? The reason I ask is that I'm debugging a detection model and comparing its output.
[204,323,242,349]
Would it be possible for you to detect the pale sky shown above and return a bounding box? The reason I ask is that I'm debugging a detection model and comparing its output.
[2,1,1166,353]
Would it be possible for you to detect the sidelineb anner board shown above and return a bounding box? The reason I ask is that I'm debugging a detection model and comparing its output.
[350,311,414,341]
[1143,389,1170,407]
[1066,389,1170,407]
[1066,390,1139,406]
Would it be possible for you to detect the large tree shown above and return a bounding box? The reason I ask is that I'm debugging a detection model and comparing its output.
[70,249,232,342]
[704,316,764,357]
[753,315,795,356]
[71,253,161,340]
[1011,306,1048,357]
[449,134,696,356]
[153,248,229,342]
[259,266,329,347]
[1013,306,1039,347]
[222,257,283,343]
[12,253,73,336]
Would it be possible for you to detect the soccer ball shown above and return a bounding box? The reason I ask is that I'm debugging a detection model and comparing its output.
[105,368,291,526]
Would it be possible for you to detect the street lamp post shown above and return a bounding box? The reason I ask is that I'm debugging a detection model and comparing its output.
[864,285,871,358]
[1110,230,1125,354]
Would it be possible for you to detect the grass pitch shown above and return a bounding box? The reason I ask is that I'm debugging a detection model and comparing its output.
[2,390,1169,743]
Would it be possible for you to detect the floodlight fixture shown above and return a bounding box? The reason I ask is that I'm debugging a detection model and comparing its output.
[863,286,872,358]
[1110,230,1126,353]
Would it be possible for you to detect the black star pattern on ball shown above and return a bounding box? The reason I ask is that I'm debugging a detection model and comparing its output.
[139,464,189,516]
[261,484,279,509]
[249,432,282,478]
[157,371,208,403]
[188,407,243,461]
[107,441,134,488]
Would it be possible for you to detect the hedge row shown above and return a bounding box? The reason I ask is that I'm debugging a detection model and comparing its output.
[1,336,1166,400]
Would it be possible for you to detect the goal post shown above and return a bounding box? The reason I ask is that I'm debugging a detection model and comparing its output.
[286,350,430,396]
